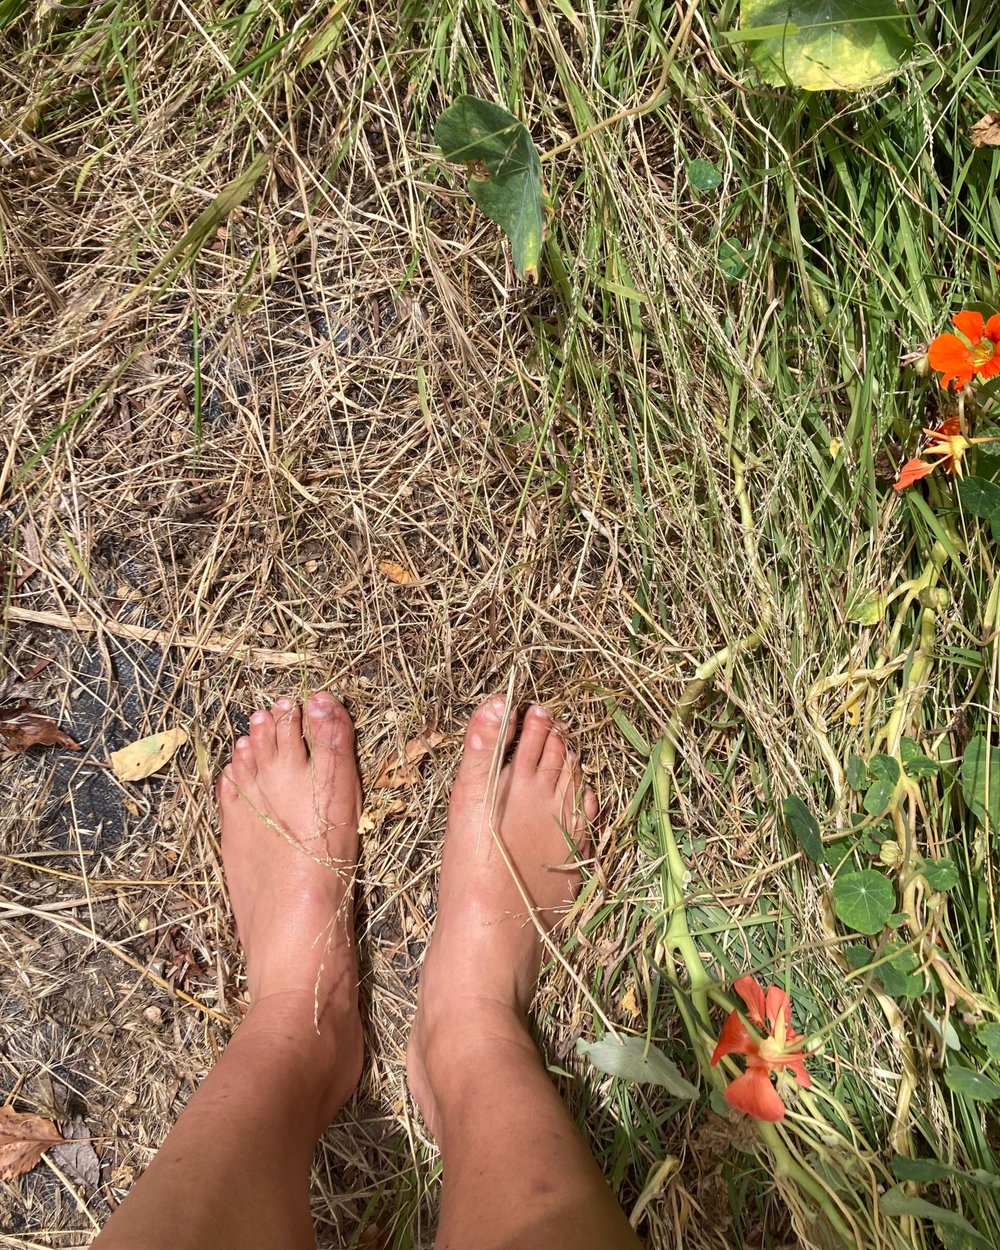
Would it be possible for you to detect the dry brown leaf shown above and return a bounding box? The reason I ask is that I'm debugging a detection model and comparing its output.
[619,985,640,1018]
[358,798,409,833]
[49,1118,100,1194]
[110,727,189,781]
[0,1105,63,1181]
[372,730,443,789]
[377,559,416,585]
[0,700,80,753]
[970,112,1000,147]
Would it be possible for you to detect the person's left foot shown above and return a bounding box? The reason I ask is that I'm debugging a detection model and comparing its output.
[216,691,364,1115]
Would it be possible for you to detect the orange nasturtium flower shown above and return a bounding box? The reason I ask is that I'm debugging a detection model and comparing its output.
[710,976,811,1122]
[893,417,997,492]
[927,310,1000,389]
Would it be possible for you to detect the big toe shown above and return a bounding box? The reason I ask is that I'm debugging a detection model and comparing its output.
[305,692,355,781]
[453,695,516,801]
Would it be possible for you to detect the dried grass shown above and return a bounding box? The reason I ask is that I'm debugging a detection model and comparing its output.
[4,3,996,1248]
[0,8,717,1245]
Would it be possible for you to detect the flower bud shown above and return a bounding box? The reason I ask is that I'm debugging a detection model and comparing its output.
[919,587,950,611]
[879,840,903,868]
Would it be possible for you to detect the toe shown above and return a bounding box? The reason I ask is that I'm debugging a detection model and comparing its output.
[305,692,354,770]
[556,752,591,848]
[540,722,568,776]
[230,735,257,784]
[454,695,517,794]
[248,708,277,763]
[216,767,238,803]
[513,704,552,772]
[272,696,306,764]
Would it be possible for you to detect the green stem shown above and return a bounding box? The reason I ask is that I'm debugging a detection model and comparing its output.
[649,447,857,1243]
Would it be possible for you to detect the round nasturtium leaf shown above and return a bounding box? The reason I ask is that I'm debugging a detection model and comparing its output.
[961,737,1000,827]
[920,857,961,892]
[738,0,914,92]
[832,869,895,934]
[978,1024,1000,1060]
[687,159,722,192]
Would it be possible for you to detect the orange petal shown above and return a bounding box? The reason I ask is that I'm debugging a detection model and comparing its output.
[763,986,793,1032]
[984,313,1000,345]
[978,351,1000,380]
[787,1055,812,1088]
[929,417,961,438]
[893,458,936,491]
[724,1063,786,1122]
[733,976,767,1027]
[928,334,975,389]
[711,1011,759,1065]
[952,310,985,343]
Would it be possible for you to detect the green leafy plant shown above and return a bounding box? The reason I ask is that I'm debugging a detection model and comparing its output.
[732,0,914,91]
[435,95,545,281]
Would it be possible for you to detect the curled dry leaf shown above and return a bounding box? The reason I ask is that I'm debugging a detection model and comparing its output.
[110,727,189,782]
[0,700,80,753]
[0,1104,64,1181]
[372,730,444,790]
[970,112,1000,148]
[49,1117,100,1194]
[377,559,416,585]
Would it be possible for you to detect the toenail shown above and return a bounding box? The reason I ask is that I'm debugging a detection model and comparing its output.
[481,696,505,723]
[236,736,251,749]
[250,710,269,724]
[275,697,293,711]
[308,700,332,717]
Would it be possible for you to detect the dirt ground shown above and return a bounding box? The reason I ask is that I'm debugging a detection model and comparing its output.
[1,228,670,1246]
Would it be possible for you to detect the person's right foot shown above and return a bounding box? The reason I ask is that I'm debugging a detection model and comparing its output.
[407,696,597,1139]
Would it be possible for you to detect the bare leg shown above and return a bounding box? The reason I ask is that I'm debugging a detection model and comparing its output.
[93,692,364,1250]
[408,697,643,1250]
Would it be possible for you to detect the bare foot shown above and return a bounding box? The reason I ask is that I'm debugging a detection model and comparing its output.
[216,691,363,1118]
[407,697,597,1138]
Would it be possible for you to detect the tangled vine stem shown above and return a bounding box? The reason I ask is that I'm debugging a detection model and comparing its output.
[649,450,858,1242]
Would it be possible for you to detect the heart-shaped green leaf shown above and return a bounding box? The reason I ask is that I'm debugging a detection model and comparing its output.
[845,754,868,790]
[957,475,1000,519]
[577,1035,698,1100]
[893,1153,1000,1191]
[735,0,913,92]
[436,96,544,281]
[945,1064,1000,1102]
[900,738,939,778]
[782,795,823,861]
[961,737,1000,826]
[880,1188,992,1250]
[863,776,895,816]
[978,1023,1000,1059]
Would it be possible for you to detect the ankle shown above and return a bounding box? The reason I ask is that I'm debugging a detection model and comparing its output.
[239,991,364,1120]
[417,996,538,1090]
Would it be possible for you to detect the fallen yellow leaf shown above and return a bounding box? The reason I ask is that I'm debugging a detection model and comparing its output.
[110,728,189,782]
[378,560,415,585]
